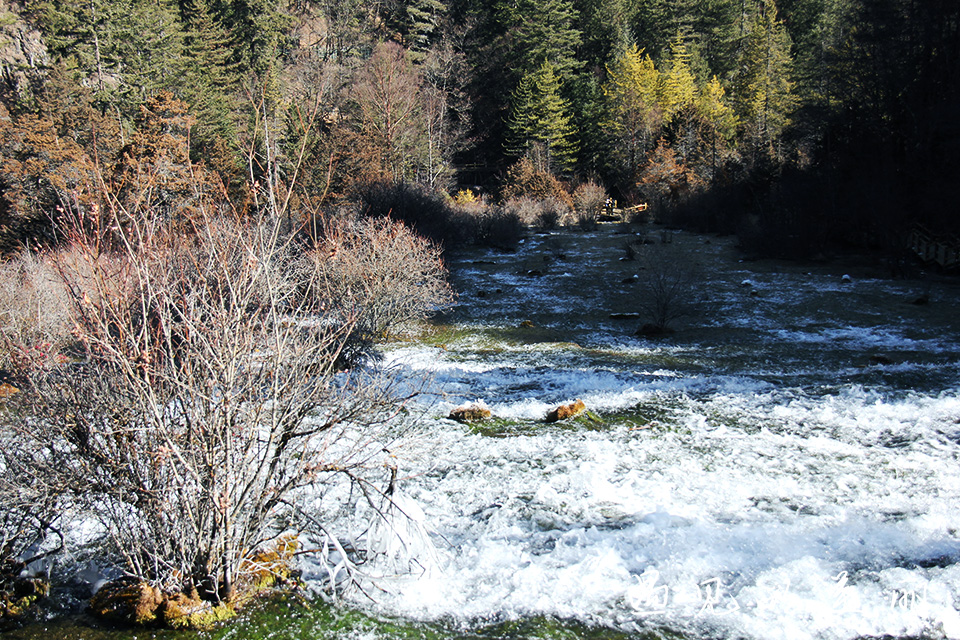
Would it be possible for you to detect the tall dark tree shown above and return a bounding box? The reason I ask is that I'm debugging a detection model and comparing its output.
[29,0,186,116]
[493,0,582,82]
[179,0,241,161]
[505,60,578,174]
[733,0,797,163]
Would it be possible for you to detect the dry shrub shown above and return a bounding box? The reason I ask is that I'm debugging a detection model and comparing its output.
[502,197,542,227]
[538,197,572,229]
[0,250,73,372]
[501,157,573,208]
[572,181,607,230]
[501,197,572,231]
[8,203,450,608]
[310,216,455,341]
[472,206,525,250]
[449,197,525,250]
[0,440,62,620]
[354,180,467,246]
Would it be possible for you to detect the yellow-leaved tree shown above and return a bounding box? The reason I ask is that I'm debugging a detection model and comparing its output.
[603,44,662,183]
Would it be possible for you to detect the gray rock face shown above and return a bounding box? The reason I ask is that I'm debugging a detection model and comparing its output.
[0,0,49,105]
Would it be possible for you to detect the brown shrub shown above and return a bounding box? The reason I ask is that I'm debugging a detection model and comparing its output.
[0,249,73,372]
[572,181,608,230]
[310,215,455,341]
[501,157,572,208]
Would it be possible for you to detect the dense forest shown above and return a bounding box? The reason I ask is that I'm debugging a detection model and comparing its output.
[0,0,958,259]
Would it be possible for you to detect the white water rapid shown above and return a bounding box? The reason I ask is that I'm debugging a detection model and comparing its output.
[338,228,960,640]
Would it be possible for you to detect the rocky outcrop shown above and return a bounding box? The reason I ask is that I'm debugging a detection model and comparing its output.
[0,0,49,107]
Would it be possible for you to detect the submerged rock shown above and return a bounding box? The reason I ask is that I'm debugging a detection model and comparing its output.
[545,399,586,423]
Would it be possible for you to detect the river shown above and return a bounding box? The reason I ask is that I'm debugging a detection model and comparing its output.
[8,226,960,640]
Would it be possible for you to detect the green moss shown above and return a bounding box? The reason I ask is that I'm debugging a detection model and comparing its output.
[165,600,236,630]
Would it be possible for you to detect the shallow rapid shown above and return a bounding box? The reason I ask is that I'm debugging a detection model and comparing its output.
[365,227,960,640]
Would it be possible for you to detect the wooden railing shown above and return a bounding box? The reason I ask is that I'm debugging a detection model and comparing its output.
[909,226,960,269]
[600,201,648,221]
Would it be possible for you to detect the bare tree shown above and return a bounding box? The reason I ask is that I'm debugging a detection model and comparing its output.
[351,41,424,183]
[635,243,698,335]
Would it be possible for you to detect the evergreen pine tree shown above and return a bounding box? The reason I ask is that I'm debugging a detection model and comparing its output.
[505,60,578,174]
[494,0,582,82]
[29,0,186,117]
[179,0,240,154]
[403,0,447,60]
[733,0,798,161]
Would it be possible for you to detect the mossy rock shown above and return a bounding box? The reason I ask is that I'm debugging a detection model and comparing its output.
[90,580,243,630]
[90,580,165,625]
[1,577,50,620]
[239,534,300,593]
[162,595,235,630]
[88,537,303,630]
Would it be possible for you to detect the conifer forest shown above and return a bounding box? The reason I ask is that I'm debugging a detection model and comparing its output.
[0,0,957,254]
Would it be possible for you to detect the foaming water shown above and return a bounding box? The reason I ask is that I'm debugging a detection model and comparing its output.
[351,228,960,639]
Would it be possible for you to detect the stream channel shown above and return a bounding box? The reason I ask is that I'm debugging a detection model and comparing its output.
[8,225,960,640]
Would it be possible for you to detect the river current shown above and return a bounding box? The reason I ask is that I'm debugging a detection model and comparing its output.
[356,227,960,640]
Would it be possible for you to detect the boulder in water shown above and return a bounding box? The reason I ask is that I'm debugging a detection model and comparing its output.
[449,402,492,423]
[545,399,586,422]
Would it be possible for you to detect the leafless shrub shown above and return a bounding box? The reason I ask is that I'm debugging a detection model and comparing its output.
[500,196,573,231]
[572,181,607,230]
[8,200,444,605]
[634,244,698,334]
[309,216,455,342]
[537,197,572,229]
[471,206,525,250]
[0,438,64,598]
[0,250,73,372]
[502,197,542,227]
